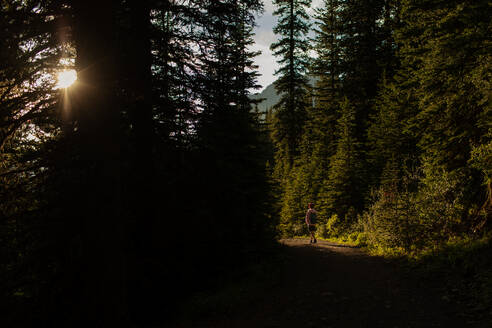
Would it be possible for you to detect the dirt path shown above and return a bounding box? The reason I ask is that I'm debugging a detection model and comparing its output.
[173,239,481,328]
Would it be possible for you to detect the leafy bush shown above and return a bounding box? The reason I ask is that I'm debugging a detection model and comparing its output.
[363,163,470,253]
[325,214,344,237]
[363,185,420,252]
[278,222,302,238]
[413,162,467,245]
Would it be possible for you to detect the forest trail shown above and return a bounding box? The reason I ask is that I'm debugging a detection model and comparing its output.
[172,239,483,328]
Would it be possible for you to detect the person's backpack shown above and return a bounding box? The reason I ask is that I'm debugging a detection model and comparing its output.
[309,211,317,224]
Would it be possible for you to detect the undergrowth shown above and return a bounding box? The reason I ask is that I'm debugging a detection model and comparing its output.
[363,232,492,324]
[407,233,492,323]
[312,229,492,324]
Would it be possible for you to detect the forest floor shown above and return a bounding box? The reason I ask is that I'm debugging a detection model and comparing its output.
[170,238,488,328]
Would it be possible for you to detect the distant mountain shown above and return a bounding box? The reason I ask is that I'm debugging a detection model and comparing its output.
[249,76,317,113]
[249,82,280,113]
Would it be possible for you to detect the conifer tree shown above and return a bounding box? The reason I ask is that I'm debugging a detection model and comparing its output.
[397,0,491,231]
[150,0,201,149]
[336,0,386,135]
[310,0,343,156]
[270,0,311,177]
[231,1,263,110]
[311,0,341,103]
[191,0,273,263]
[320,98,365,222]
[270,0,311,235]
[71,1,129,324]
[1,0,276,325]
[278,168,306,236]
[367,72,420,188]
[0,1,71,325]
[309,0,399,224]
[400,0,491,172]
[281,96,336,234]
[301,0,343,216]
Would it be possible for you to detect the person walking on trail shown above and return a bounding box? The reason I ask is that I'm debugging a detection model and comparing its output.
[306,202,318,244]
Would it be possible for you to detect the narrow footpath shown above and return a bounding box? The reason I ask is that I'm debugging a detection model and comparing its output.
[172,239,484,328]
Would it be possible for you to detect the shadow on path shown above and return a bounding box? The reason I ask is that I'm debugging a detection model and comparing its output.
[172,238,482,328]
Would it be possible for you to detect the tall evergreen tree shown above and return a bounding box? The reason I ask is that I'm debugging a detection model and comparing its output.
[71,0,129,324]
[301,0,394,223]
[184,0,274,273]
[367,72,420,188]
[0,1,72,325]
[310,0,343,158]
[400,0,491,172]
[398,0,491,231]
[150,0,201,149]
[270,0,311,177]
[305,0,344,208]
[311,0,341,104]
[336,0,386,135]
[320,98,365,221]
[270,0,311,235]
[1,0,277,325]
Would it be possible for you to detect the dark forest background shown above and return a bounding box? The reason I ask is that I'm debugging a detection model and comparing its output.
[1,0,491,326]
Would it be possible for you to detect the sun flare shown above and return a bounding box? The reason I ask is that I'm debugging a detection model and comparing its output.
[56,69,77,89]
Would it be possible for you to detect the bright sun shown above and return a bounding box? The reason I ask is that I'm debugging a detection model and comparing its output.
[56,69,77,89]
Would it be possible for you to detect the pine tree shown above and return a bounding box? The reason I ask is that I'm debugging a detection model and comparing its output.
[283,96,337,232]
[310,0,342,155]
[231,1,263,110]
[320,98,365,222]
[400,0,491,172]
[191,0,273,263]
[336,0,387,135]
[270,0,311,177]
[301,0,344,219]
[269,0,311,235]
[309,0,400,223]
[367,72,420,188]
[2,0,276,325]
[0,1,72,325]
[71,0,129,324]
[278,168,306,236]
[311,0,342,104]
[150,0,201,149]
[398,0,491,231]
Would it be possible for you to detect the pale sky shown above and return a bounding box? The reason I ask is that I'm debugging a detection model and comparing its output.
[252,0,323,91]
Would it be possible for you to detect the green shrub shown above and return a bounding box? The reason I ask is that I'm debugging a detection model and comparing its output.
[363,184,419,252]
[363,162,477,254]
[278,222,304,238]
[326,214,344,237]
[316,221,327,238]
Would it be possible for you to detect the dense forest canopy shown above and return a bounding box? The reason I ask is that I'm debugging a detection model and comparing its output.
[0,0,490,326]
[269,0,491,249]
[1,0,273,325]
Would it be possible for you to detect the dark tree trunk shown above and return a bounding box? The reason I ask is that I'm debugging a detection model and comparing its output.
[126,0,155,276]
[72,0,128,325]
